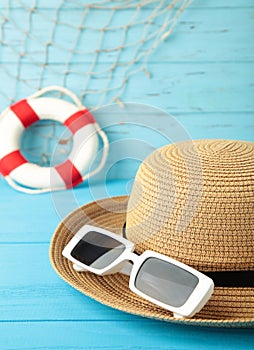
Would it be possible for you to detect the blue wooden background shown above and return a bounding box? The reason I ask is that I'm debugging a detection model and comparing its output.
[0,1,254,349]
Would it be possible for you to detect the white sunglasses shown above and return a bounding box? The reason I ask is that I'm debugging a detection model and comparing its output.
[62,225,214,318]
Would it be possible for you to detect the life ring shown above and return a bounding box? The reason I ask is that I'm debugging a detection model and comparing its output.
[0,86,108,193]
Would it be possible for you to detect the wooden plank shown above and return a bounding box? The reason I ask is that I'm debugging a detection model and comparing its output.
[0,242,135,321]
[0,180,130,242]
[0,321,254,350]
[124,62,254,113]
[0,62,254,112]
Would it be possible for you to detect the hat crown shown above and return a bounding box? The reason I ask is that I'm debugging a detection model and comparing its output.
[126,139,254,271]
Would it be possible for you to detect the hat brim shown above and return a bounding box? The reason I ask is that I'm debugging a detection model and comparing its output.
[49,196,254,328]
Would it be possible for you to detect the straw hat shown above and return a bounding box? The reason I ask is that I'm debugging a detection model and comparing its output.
[50,139,254,327]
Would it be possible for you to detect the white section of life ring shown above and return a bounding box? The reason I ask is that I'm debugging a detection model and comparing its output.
[0,86,109,194]
[9,121,98,189]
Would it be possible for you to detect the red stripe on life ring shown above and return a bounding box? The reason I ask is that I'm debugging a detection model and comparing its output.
[55,160,83,188]
[10,99,40,128]
[0,150,27,176]
[64,109,96,135]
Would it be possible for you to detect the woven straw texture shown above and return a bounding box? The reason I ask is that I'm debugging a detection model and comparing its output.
[50,139,254,327]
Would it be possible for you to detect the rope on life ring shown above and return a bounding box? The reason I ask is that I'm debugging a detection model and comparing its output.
[0,86,109,194]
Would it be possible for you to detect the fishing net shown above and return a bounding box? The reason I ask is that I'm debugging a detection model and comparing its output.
[0,0,191,171]
[0,0,191,107]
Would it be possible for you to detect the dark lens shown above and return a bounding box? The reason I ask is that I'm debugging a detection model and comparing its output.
[135,257,199,307]
[71,231,125,269]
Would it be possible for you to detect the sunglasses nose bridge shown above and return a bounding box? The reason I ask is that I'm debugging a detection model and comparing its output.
[126,251,139,264]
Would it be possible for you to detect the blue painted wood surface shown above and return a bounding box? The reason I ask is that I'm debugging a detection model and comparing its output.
[0,0,254,349]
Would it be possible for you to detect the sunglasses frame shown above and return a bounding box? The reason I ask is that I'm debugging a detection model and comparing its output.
[62,225,214,318]
[62,225,135,275]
